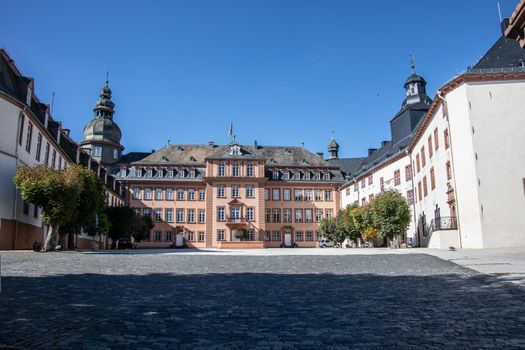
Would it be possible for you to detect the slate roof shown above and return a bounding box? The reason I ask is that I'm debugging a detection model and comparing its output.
[471,35,525,71]
[134,144,336,168]
[119,152,152,164]
[326,157,367,179]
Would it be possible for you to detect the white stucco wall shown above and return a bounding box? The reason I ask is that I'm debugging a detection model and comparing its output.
[465,80,525,248]
[446,85,484,248]
[411,102,458,247]
[0,98,22,226]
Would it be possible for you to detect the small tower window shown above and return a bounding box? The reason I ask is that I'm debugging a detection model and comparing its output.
[93,146,102,157]
[113,149,118,160]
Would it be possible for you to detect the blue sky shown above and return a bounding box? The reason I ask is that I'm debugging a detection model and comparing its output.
[1,0,517,158]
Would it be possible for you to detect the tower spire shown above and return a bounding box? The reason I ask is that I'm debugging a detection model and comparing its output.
[327,129,339,160]
[410,53,416,75]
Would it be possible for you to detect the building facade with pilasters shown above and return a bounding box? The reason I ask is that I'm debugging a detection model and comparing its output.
[119,143,343,248]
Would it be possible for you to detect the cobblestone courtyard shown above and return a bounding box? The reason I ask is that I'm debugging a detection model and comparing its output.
[1,250,525,349]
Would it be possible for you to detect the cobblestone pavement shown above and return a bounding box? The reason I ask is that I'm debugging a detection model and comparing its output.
[1,251,525,349]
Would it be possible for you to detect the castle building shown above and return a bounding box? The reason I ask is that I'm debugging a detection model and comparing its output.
[0,49,124,250]
[337,26,525,249]
[116,141,343,248]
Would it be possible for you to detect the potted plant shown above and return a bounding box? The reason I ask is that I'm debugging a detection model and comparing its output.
[233,229,246,240]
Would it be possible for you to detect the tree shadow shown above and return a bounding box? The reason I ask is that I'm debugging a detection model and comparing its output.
[1,271,525,348]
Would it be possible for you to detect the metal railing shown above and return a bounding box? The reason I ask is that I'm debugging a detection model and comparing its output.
[226,217,246,224]
[430,216,457,231]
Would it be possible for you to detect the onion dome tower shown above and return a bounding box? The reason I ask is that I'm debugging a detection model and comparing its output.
[327,130,339,159]
[80,80,124,165]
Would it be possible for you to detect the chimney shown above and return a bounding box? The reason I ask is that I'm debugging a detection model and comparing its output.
[253,140,258,149]
[62,128,70,137]
[208,141,215,149]
[316,152,324,158]
[381,140,388,147]
[368,148,377,156]
[500,18,510,35]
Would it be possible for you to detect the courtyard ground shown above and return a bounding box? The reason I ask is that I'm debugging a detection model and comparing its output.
[1,248,525,349]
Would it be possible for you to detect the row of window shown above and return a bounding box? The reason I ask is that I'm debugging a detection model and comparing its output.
[264,188,333,201]
[270,169,331,181]
[146,230,206,242]
[135,208,206,223]
[125,167,199,179]
[262,230,319,242]
[18,116,65,171]
[415,127,449,173]
[132,187,206,201]
[348,127,451,196]
[217,163,255,177]
[144,229,324,242]
[264,208,332,223]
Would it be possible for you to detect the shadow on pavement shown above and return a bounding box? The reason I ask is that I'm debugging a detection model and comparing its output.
[1,271,525,348]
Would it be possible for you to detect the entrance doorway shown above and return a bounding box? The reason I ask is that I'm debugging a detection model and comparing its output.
[284,230,292,247]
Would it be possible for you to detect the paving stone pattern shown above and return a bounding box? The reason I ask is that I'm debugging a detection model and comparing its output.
[1,251,525,349]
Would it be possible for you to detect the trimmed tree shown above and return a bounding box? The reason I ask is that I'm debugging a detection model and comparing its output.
[13,164,106,251]
[372,189,411,244]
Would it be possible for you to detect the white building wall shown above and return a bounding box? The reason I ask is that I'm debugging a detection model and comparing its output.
[0,99,23,227]
[446,85,484,248]
[466,80,525,248]
[411,102,458,247]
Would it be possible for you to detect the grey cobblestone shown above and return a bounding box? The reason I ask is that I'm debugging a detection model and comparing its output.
[0,251,524,348]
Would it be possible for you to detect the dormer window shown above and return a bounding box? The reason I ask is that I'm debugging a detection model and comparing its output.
[189,156,196,162]
[26,87,32,106]
[313,172,321,180]
[282,171,290,180]
[323,172,330,180]
[304,172,310,180]
[179,169,185,178]
[156,169,163,178]
[272,170,279,180]
[167,169,174,178]
[161,156,169,162]
[134,168,142,178]
[292,171,300,180]
[120,169,127,178]
[188,169,195,178]
[146,169,153,177]
[230,145,241,156]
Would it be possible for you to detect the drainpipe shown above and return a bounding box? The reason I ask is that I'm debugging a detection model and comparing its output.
[406,149,417,247]
[437,92,462,248]
[12,107,27,249]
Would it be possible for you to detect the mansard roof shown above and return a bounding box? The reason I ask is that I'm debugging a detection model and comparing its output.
[133,143,337,168]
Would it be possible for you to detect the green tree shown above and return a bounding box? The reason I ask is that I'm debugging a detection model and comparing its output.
[343,203,361,241]
[319,217,337,242]
[351,203,377,244]
[372,189,411,242]
[131,215,154,242]
[106,206,136,248]
[13,164,106,251]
